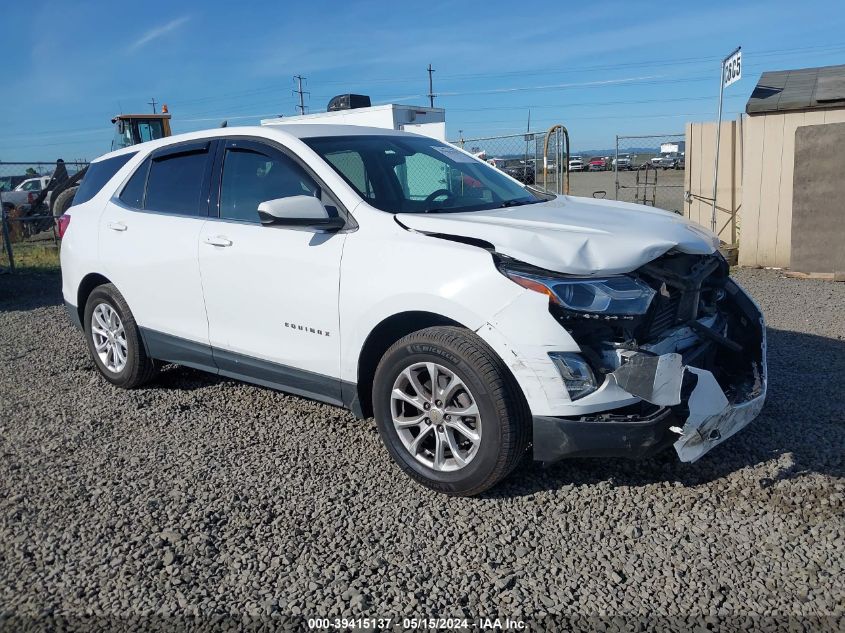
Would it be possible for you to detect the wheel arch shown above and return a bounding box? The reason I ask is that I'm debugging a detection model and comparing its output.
[354,310,467,419]
[76,272,113,325]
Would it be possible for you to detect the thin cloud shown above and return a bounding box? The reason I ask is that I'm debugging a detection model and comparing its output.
[127,16,190,52]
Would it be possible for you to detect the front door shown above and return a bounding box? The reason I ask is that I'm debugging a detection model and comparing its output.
[197,139,346,403]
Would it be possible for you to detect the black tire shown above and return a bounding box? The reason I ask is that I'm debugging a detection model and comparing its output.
[372,326,530,496]
[83,284,157,388]
[52,186,78,217]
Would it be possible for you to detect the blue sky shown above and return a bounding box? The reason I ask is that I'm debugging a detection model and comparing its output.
[1,0,844,161]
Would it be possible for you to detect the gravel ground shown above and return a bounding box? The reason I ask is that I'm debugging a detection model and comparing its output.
[0,268,843,631]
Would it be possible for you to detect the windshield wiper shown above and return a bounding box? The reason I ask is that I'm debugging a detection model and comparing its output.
[499,198,539,208]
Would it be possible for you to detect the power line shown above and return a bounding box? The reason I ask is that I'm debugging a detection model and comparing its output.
[433,42,845,83]
[6,41,843,152]
[7,39,842,134]
[447,93,745,113]
[0,77,752,145]
[119,41,845,119]
[272,42,845,88]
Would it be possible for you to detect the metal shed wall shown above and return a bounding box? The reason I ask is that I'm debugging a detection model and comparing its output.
[739,107,845,268]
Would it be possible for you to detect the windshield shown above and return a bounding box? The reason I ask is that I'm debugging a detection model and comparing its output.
[304,134,542,213]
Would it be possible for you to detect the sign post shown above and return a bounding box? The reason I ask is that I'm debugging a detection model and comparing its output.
[710,46,741,233]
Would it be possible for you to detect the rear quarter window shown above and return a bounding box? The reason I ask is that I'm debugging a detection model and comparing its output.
[119,157,151,209]
[144,143,210,215]
[73,153,137,206]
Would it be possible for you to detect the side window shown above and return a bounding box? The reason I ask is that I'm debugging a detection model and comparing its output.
[145,144,210,215]
[74,152,137,206]
[219,144,319,223]
[23,181,40,191]
[324,150,373,199]
[118,157,150,209]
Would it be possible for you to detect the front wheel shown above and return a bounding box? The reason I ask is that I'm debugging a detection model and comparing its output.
[373,327,530,496]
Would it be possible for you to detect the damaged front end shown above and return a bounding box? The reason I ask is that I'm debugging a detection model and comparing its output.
[521,251,767,463]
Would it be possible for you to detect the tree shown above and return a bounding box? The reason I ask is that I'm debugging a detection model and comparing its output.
[25,168,37,176]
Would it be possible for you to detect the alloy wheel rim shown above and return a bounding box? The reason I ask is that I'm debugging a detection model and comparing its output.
[390,362,482,472]
[91,303,128,374]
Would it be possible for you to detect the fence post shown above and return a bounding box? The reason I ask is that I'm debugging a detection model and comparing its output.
[1,200,15,273]
[614,135,620,200]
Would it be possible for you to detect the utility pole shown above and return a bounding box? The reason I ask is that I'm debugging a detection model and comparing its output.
[148,97,158,114]
[293,75,309,115]
[427,64,436,108]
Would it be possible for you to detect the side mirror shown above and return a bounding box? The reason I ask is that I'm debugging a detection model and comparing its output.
[257,195,345,231]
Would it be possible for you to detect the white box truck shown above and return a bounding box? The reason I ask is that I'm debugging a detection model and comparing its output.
[261,94,446,141]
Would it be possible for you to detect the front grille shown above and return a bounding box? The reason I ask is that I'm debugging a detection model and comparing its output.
[647,288,681,339]
[636,253,726,342]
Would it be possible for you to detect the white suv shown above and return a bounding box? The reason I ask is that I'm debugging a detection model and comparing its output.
[60,125,766,496]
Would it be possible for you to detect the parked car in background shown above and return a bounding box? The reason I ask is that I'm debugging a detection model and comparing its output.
[0,176,26,192]
[568,156,585,171]
[0,176,52,209]
[651,152,684,170]
[503,161,535,185]
[612,153,632,170]
[16,176,51,192]
[588,157,608,171]
[60,125,766,496]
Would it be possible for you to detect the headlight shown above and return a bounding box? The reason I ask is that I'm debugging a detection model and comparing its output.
[504,269,655,315]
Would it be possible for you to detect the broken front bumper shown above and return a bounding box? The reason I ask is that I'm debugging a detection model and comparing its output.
[533,280,767,464]
[533,404,679,461]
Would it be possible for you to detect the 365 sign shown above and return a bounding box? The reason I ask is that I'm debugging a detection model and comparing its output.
[723,49,742,88]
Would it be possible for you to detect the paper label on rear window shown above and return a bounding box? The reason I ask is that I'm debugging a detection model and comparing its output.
[431,146,476,163]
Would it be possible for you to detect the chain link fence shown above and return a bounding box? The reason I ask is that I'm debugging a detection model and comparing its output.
[614,133,685,213]
[0,161,88,273]
[450,129,569,194]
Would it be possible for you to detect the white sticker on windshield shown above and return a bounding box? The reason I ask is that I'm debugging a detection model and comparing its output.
[431,145,476,163]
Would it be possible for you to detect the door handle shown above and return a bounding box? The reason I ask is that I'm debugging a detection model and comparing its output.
[107,222,127,232]
[204,235,233,247]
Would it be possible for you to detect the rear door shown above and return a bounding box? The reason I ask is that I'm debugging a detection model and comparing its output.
[99,140,215,367]
[197,138,346,402]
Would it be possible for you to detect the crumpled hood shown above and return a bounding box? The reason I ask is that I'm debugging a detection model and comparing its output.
[396,195,719,275]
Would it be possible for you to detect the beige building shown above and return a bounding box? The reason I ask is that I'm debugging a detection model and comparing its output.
[685,64,845,274]
[740,64,845,271]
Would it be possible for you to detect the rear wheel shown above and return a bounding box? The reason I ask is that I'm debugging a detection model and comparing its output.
[373,327,530,496]
[84,284,157,388]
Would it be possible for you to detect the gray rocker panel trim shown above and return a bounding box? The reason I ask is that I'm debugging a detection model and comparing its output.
[139,327,357,411]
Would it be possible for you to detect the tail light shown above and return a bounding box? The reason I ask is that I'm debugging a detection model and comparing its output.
[27,192,36,204]
[57,214,71,238]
